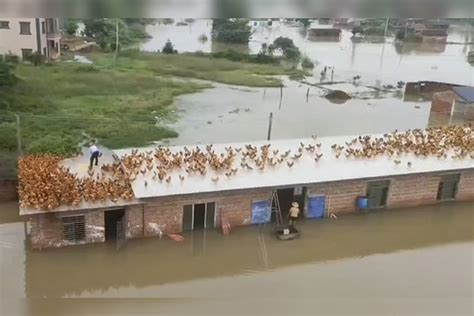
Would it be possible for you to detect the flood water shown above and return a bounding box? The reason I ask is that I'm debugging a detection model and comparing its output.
[142,19,474,85]
[142,19,474,145]
[1,201,473,315]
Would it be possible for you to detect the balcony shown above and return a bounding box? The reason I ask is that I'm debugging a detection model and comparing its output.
[46,31,61,40]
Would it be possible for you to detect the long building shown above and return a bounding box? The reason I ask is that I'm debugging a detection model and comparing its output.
[0,18,61,60]
[19,127,474,249]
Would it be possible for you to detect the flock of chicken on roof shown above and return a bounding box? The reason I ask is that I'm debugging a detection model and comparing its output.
[18,125,473,210]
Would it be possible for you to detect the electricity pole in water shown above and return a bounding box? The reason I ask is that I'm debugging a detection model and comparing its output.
[267,112,273,141]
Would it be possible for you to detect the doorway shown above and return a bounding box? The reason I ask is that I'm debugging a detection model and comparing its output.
[367,180,390,209]
[104,209,125,241]
[437,174,460,201]
[273,187,306,221]
[182,202,216,231]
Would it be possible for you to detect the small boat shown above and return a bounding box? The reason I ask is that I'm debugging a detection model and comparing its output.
[276,225,300,240]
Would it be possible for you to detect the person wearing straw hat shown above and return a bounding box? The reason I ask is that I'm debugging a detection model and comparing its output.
[288,201,300,225]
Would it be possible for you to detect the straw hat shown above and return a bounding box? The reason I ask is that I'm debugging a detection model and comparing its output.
[292,202,299,207]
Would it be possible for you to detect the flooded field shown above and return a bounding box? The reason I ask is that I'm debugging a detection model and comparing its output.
[142,19,474,85]
[141,19,474,145]
[1,201,473,315]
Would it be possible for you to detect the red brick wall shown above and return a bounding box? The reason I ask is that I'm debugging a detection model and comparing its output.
[387,174,440,208]
[140,188,273,236]
[307,180,367,216]
[0,179,18,202]
[143,202,183,237]
[457,170,474,201]
[431,91,455,114]
[30,210,105,249]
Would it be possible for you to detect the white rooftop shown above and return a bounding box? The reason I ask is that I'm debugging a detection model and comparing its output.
[113,134,474,200]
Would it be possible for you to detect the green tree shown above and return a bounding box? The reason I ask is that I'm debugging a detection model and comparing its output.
[162,40,177,54]
[213,19,251,43]
[272,37,301,60]
[64,20,79,36]
[297,18,311,28]
[0,60,17,87]
[83,19,131,50]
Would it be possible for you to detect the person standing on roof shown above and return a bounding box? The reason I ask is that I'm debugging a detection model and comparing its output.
[288,201,300,225]
[89,141,101,169]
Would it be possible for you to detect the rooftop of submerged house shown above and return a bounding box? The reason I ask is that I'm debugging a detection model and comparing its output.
[19,126,474,215]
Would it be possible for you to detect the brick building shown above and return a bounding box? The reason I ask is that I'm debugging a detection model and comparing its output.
[20,133,474,250]
[431,86,474,120]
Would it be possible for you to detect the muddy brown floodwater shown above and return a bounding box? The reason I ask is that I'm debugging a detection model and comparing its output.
[0,201,473,315]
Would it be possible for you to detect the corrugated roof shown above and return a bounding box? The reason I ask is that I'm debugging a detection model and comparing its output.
[453,86,474,103]
[114,133,474,200]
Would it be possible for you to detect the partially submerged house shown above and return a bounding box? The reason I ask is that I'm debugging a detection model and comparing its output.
[307,28,341,41]
[19,127,474,249]
[432,86,474,119]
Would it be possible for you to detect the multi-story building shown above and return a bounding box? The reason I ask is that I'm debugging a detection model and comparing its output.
[0,18,61,60]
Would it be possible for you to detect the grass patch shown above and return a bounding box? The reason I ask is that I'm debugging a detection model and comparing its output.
[0,51,307,167]
[0,62,208,158]
[92,52,307,87]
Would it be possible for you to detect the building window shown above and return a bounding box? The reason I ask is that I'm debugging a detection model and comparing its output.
[21,49,33,60]
[61,215,86,242]
[19,22,31,35]
[0,21,9,29]
[437,174,460,201]
[367,180,390,208]
[41,21,45,34]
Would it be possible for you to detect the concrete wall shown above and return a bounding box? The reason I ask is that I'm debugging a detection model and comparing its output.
[0,179,17,202]
[0,18,47,58]
[29,210,105,249]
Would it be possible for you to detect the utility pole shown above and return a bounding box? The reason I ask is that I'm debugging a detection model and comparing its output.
[267,112,273,141]
[113,18,119,66]
[15,114,22,156]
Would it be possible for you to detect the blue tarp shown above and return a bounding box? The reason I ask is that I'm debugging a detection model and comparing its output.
[251,200,271,224]
[453,87,474,103]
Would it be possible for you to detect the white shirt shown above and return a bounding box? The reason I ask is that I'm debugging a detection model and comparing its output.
[89,145,99,155]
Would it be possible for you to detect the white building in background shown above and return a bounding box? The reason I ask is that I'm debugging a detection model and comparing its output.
[0,18,61,60]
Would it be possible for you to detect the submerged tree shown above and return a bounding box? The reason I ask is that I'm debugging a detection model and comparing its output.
[162,40,177,54]
[213,19,251,43]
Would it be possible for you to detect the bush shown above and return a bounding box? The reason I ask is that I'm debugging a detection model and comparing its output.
[0,60,17,87]
[198,34,208,42]
[0,123,17,151]
[27,135,80,156]
[284,46,301,60]
[74,65,99,72]
[118,48,140,58]
[272,37,301,60]
[351,26,364,35]
[211,49,278,64]
[4,53,19,64]
[213,19,251,43]
[64,20,79,36]
[29,51,45,66]
[301,56,314,69]
[162,40,178,54]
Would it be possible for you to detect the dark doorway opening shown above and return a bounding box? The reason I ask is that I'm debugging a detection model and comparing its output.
[367,180,390,209]
[437,174,460,201]
[105,209,125,241]
[274,188,295,221]
[193,203,206,230]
